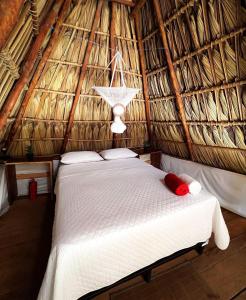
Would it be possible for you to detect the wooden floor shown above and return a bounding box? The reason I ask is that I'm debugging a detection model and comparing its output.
[0,195,245,300]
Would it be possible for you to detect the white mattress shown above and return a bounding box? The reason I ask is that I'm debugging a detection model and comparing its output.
[38,158,230,300]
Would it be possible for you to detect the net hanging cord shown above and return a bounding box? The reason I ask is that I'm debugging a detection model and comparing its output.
[91,50,127,90]
[77,35,167,88]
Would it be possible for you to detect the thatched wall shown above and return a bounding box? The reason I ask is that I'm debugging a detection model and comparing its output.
[3,0,147,156]
[140,0,246,174]
[0,0,245,174]
[0,0,49,112]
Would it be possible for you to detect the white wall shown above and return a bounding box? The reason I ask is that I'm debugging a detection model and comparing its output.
[161,154,246,218]
[16,160,60,196]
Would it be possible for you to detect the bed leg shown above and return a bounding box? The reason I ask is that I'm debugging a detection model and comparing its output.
[142,269,152,283]
[195,244,204,255]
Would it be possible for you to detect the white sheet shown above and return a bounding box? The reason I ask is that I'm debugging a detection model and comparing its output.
[38,158,229,300]
[161,154,246,217]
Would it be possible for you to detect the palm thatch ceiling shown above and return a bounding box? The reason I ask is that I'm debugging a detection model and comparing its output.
[0,0,245,174]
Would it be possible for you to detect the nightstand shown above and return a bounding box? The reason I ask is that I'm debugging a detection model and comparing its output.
[139,151,162,169]
[4,158,53,204]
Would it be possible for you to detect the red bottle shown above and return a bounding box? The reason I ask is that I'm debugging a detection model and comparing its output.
[29,178,37,201]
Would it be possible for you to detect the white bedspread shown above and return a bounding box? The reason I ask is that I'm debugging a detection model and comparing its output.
[38,158,230,300]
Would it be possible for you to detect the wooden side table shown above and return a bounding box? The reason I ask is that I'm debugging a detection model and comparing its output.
[139,150,162,169]
[4,159,53,204]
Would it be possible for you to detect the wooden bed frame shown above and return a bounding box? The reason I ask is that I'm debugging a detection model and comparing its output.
[79,242,205,300]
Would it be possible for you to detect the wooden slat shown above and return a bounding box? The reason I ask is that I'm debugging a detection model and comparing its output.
[0,0,66,130]
[152,0,194,161]
[4,0,72,151]
[134,12,152,143]
[61,0,106,153]
[16,172,50,180]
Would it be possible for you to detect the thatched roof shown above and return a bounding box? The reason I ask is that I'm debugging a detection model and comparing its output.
[0,0,245,174]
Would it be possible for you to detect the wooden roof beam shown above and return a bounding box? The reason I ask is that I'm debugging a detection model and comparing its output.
[134,12,152,145]
[130,0,147,17]
[61,0,104,153]
[152,0,194,161]
[0,0,25,51]
[4,0,72,151]
[0,0,66,131]
[110,0,135,7]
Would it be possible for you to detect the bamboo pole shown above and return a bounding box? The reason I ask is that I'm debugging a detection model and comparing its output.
[134,12,152,143]
[47,59,142,76]
[152,120,246,126]
[62,23,138,42]
[0,0,25,51]
[15,118,147,124]
[155,138,246,153]
[0,0,66,130]
[146,27,246,77]
[142,0,196,41]
[150,79,246,101]
[61,0,104,153]
[31,88,145,101]
[152,0,194,160]
[4,0,72,151]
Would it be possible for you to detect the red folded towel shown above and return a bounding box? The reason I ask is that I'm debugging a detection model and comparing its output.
[164,173,189,196]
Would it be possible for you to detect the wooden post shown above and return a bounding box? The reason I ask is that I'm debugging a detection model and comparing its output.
[134,12,152,144]
[61,0,104,153]
[0,0,66,130]
[130,0,147,17]
[4,0,72,151]
[0,0,25,51]
[152,0,194,160]
[110,1,118,148]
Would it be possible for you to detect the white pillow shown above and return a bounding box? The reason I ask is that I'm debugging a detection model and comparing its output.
[99,148,138,160]
[61,151,103,164]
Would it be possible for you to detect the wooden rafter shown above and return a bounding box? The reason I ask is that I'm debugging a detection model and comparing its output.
[61,0,104,153]
[0,0,25,51]
[4,0,72,152]
[146,26,246,77]
[152,0,194,161]
[130,0,147,17]
[0,0,66,131]
[134,12,151,144]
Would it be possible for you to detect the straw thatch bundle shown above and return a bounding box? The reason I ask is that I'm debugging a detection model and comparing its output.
[0,0,245,174]
[0,0,49,110]
[141,0,246,174]
[3,0,147,156]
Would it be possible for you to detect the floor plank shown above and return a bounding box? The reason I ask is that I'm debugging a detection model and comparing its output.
[0,195,53,300]
[0,197,245,300]
[111,262,218,300]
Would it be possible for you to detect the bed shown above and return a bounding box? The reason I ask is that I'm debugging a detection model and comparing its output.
[38,158,230,300]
